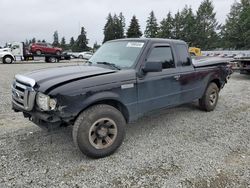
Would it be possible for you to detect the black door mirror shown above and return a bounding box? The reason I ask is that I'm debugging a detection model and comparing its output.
[142,61,162,73]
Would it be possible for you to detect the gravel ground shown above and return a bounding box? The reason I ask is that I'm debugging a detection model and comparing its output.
[0,62,249,188]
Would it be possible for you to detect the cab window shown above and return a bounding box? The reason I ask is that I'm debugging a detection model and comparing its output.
[176,44,191,66]
[147,46,175,69]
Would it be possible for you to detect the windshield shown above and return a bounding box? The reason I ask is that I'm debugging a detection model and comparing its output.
[89,41,145,69]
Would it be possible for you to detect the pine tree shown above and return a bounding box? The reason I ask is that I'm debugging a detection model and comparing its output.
[31,38,36,43]
[126,16,142,38]
[195,0,219,49]
[240,0,250,49]
[180,6,196,46]
[158,12,173,38]
[172,11,184,39]
[221,0,250,49]
[75,26,89,52]
[93,41,101,51]
[119,12,126,37]
[53,31,59,46]
[103,13,125,43]
[113,14,124,39]
[144,11,158,38]
[70,37,75,47]
[103,13,115,43]
[60,37,66,49]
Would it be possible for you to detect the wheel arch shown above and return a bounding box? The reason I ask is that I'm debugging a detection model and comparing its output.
[74,92,130,123]
[2,54,15,63]
[209,78,221,89]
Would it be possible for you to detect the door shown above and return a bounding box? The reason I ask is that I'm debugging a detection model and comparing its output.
[45,43,54,54]
[137,44,182,114]
[175,44,204,103]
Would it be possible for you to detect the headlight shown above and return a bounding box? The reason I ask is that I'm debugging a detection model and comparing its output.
[36,92,57,111]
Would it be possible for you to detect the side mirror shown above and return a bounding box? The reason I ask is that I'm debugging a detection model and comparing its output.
[142,61,162,73]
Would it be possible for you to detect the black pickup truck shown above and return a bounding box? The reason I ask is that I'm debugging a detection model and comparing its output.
[12,38,232,158]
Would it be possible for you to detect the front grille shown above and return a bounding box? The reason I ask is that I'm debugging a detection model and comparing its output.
[12,75,36,111]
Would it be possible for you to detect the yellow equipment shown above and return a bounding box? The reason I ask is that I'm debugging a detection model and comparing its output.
[189,47,202,56]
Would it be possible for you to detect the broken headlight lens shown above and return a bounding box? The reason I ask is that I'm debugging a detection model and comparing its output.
[36,92,57,111]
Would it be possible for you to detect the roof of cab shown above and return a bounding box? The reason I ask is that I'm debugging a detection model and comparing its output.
[108,38,186,45]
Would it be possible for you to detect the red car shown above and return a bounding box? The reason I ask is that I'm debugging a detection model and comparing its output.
[30,43,62,55]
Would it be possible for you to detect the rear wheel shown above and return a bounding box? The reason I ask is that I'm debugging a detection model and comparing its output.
[49,57,57,63]
[3,56,13,64]
[79,55,83,59]
[36,50,42,55]
[199,82,219,111]
[73,104,125,158]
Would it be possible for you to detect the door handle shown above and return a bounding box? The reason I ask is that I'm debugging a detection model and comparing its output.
[174,75,180,80]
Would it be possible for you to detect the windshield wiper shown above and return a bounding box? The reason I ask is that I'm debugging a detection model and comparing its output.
[96,61,121,70]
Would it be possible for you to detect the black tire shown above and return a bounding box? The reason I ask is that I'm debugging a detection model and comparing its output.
[73,104,126,158]
[3,55,14,64]
[49,57,57,63]
[36,50,42,55]
[56,51,61,56]
[199,82,219,112]
[79,55,83,59]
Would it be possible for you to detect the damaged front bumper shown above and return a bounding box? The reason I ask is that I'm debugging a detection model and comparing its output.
[12,102,62,130]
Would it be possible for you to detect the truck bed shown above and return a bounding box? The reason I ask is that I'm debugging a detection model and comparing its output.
[192,57,233,68]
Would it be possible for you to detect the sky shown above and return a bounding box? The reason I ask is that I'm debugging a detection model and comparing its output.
[0,0,236,47]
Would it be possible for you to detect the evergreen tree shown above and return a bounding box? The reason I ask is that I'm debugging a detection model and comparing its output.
[113,14,124,39]
[172,11,184,39]
[195,0,219,49]
[70,37,75,47]
[31,38,36,43]
[93,41,101,51]
[103,13,115,43]
[240,0,250,49]
[60,37,66,49]
[144,11,158,38]
[119,12,126,37]
[180,6,196,46]
[158,12,173,38]
[221,0,250,49]
[126,16,142,38]
[53,31,59,46]
[75,26,89,51]
[103,13,125,43]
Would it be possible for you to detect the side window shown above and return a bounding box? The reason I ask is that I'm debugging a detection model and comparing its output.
[12,45,19,50]
[176,44,191,66]
[147,46,175,69]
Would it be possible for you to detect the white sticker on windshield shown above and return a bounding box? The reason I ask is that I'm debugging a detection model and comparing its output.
[126,42,144,48]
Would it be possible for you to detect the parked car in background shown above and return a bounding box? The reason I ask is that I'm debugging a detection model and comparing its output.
[78,51,93,59]
[30,43,62,56]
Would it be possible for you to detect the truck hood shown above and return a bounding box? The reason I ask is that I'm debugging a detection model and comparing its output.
[0,48,11,53]
[23,65,116,93]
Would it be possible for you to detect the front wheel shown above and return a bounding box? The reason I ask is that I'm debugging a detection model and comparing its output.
[3,56,13,64]
[199,82,219,111]
[56,51,61,56]
[73,104,125,158]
